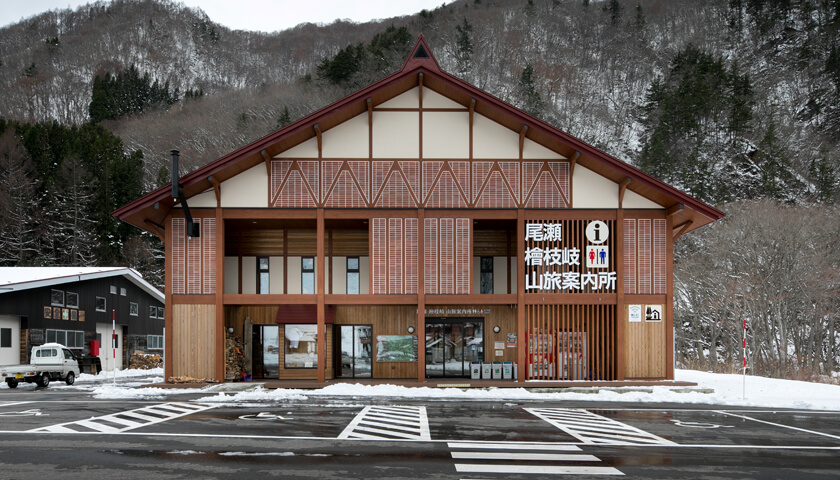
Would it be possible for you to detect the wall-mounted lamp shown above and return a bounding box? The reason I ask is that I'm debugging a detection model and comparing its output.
[227,327,234,334]
[407,326,415,334]
[493,326,501,333]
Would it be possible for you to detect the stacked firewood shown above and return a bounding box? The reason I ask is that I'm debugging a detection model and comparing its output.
[129,350,162,369]
[225,334,246,380]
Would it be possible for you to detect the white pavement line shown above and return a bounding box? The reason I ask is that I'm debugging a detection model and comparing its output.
[448,442,581,451]
[0,402,32,409]
[96,415,143,428]
[358,420,420,433]
[715,410,840,441]
[455,464,623,475]
[75,419,121,433]
[363,415,421,427]
[28,402,216,434]
[451,452,601,462]
[354,425,425,439]
[527,408,677,446]
[338,406,430,441]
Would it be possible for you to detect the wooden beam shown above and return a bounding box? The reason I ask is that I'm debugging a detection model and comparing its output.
[314,123,322,158]
[143,220,165,241]
[570,151,580,179]
[672,219,694,240]
[207,175,221,207]
[469,98,475,160]
[367,97,373,126]
[519,125,528,159]
[260,149,271,178]
[666,203,684,217]
[418,72,424,106]
[618,177,632,209]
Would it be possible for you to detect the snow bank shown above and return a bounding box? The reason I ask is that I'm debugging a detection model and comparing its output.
[193,370,840,411]
[79,368,840,411]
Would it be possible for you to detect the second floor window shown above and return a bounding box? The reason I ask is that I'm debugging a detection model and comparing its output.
[347,257,360,294]
[480,257,494,294]
[258,257,270,294]
[301,257,314,294]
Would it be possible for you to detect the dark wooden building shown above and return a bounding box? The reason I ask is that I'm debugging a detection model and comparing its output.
[114,37,723,384]
[0,267,165,369]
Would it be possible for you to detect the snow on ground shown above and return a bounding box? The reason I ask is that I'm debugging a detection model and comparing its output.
[193,370,840,411]
[9,367,837,410]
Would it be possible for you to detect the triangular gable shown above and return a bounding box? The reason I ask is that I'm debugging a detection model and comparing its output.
[114,35,724,238]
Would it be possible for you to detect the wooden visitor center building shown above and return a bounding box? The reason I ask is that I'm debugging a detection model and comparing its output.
[115,37,723,384]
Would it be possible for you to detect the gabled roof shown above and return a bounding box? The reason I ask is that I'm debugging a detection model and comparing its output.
[114,35,723,235]
[0,267,164,302]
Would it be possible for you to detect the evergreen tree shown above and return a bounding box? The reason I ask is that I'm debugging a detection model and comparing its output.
[517,64,546,117]
[755,120,789,199]
[276,106,292,129]
[455,17,474,76]
[810,150,838,203]
[606,0,623,25]
[0,128,39,265]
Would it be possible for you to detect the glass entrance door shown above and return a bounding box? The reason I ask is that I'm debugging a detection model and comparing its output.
[425,318,484,378]
[253,325,279,379]
[336,325,372,378]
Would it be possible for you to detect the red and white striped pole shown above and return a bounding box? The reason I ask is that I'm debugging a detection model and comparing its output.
[112,310,116,386]
[742,317,747,399]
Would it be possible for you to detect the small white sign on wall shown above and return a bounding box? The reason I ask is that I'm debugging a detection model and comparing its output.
[628,304,642,323]
[645,305,663,322]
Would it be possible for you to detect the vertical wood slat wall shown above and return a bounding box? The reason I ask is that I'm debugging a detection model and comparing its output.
[526,304,616,380]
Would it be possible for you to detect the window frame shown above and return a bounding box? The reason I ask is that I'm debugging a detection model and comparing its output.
[51,289,64,307]
[346,256,360,295]
[257,256,270,294]
[0,327,11,348]
[283,324,318,369]
[66,292,79,308]
[129,302,138,316]
[480,256,494,294]
[301,256,315,294]
[95,296,106,312]
[147,335,163,350]
[149,305,157,318]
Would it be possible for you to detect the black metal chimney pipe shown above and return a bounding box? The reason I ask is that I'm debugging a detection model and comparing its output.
[171,150,180,200]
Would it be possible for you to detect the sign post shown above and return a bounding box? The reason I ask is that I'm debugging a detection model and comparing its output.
[742,318,747,400]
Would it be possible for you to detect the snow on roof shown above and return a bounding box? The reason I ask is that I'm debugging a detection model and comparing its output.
[0,267,163,302]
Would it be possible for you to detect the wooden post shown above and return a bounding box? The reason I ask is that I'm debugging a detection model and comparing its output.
[417,209,425,383]
[317,208,326,383]
[215,208,225,382]
[516,209,526,382]
[666,212,675,380]
[164,214,173,382]
[615,209,626,380]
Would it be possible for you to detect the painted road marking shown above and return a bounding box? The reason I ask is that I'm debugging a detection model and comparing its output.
[338,405,431,440]
[28,402,216,434]
[526,408,677,446]
[448,441,623,477]
[715,410,840,441]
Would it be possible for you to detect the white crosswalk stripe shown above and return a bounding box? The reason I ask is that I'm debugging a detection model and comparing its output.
[526,408,677,446]
[338,405,431,440]
[28,402,216,434]
[448,441,623,477]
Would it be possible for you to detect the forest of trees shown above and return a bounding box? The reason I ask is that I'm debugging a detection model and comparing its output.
[0,0,838,381]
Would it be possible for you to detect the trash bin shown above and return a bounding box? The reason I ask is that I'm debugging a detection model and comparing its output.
[482,363,492,379]
[471,362,481,380]
[502,361,513,379]
[492,362,502,379]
